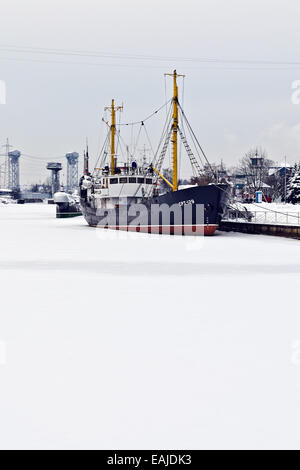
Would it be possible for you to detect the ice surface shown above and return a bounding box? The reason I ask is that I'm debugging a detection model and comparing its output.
[1,204,300,450]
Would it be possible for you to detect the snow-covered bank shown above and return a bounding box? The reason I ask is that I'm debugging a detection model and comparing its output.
[232,202,300,225]
[1,204,300,450]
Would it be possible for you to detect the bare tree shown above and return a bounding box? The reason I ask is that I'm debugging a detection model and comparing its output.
[238,148,273,192]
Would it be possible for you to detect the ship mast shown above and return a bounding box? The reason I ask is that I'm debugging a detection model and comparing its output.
[105,99,123,175]
[84,138,89,175]
[165,70,185,191]
[172,71,178,192]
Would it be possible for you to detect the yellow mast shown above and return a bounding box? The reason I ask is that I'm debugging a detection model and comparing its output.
[172,71,178,191]
[104,99,123,175]
[165,70,185,191]
[111,99,116,175]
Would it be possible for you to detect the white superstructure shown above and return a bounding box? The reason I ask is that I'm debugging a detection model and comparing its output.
[81,165,156,209]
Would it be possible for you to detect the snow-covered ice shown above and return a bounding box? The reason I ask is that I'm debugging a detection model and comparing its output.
[1,203,300,450]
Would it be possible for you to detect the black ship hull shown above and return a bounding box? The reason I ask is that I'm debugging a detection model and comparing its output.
[55,200,82,219]
[53,192,82,218]
[80,184,229,235]
[56,203,82,218]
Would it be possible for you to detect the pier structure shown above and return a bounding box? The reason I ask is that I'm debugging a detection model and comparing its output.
[47,162,62,196]
[0,138,13,189]
[66,152,79,193]
[8,150,21,192]
[220,219,300,240]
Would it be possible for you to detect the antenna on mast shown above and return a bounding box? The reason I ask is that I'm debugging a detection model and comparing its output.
[84,137,89,175]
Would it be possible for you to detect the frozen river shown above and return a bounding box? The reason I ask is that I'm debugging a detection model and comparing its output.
[1,203,300,449]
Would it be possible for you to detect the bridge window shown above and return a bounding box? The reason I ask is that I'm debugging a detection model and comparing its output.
[110,178,118,184]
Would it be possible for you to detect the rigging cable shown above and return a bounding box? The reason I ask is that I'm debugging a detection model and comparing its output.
[118,99,171,126]
[178,106,204,169]
[114,127,136,163]
[132,123,143,157]
[142,123,155,158]
[179,76,185,180]
[115,106,122,156]
[151,101,173,169]
[94,127,111,171]
[164,74,171,170]
[178,102,216,179]
[130,124,134,157]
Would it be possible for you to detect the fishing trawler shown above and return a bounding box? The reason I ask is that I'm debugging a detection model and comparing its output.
[79,71,229,235]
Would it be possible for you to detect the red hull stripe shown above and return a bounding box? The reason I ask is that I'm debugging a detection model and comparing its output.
[91,224,218,236]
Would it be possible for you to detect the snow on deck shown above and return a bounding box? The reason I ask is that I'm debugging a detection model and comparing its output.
[1,204,300,449]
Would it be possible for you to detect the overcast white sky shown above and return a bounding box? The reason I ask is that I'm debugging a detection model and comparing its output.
[1,0,300,184]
